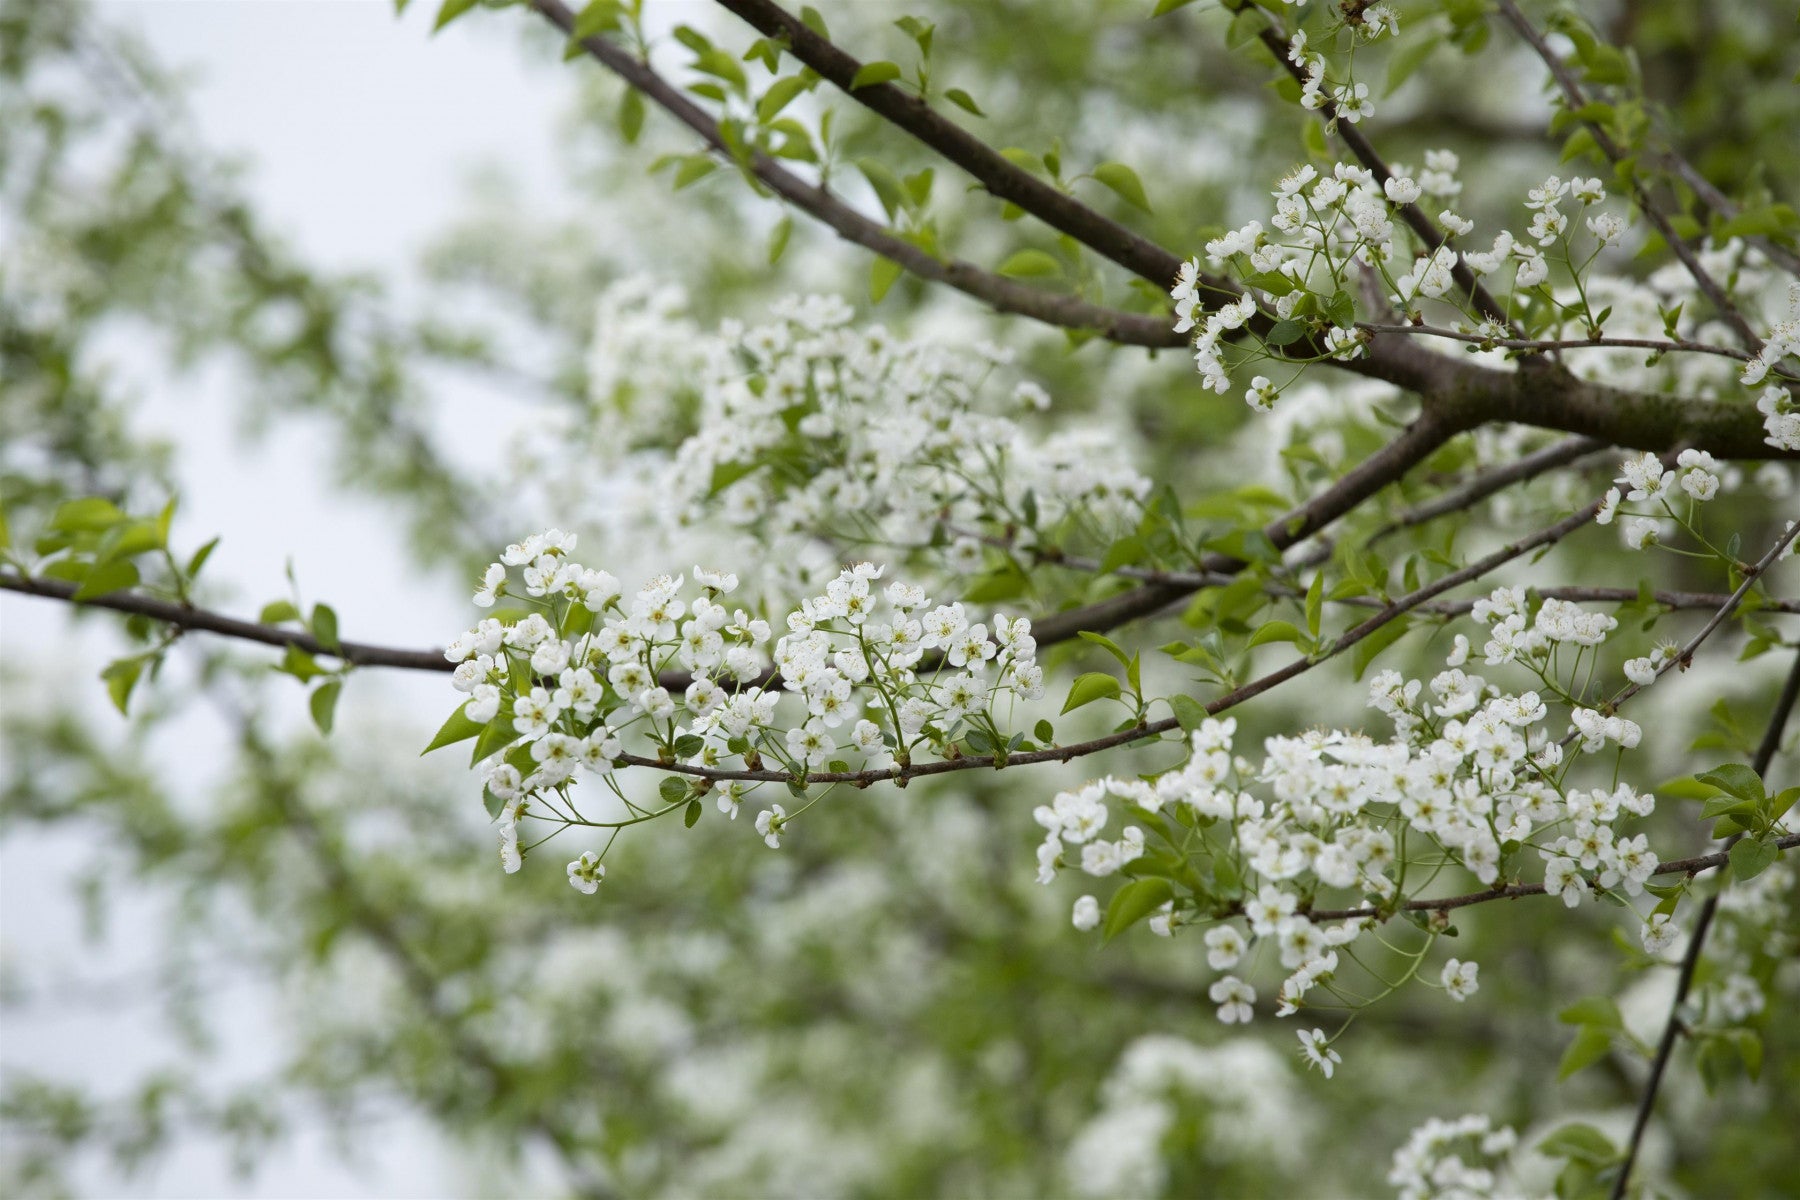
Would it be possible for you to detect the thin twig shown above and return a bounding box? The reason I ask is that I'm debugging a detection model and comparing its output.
[1359,324,1753,363]
[1494,0,1762,352]
[1609,647,1800,1200]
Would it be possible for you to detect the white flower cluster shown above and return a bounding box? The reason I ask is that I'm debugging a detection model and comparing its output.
[506,283,1152,609]
[1169,163,1633,409]
[1595,449,1727,551]
[658,293,1148,586]
[1064,1036,1304,1198]
[1287,31,1373,124]
[1740,281,1800,389]
[1387,1113,1521,1200]
[1041,590,1666,1056]
[445,533,1048,887]
[1756,382,1800,452]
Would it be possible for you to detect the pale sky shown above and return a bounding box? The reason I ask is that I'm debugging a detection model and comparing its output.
[1,3,585,1193]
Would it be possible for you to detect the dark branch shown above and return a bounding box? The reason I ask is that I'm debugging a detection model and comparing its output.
[525,0,1181,348]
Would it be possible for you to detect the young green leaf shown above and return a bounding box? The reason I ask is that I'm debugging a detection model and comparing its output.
[944,88,985,116]
[1091,162,1151,211]
[433,0,480,33]
[850,61,902,90]
[101,656,145,716]
[310,603,341,652]
[1557,1025,1613,1080]
[870,255,903,303]
[1729,837,1777,882]
[1062,671,1122,714]
[618,87,646,142]
[310,680,343,735]
[996,249,1062,278]
[1102,877,1174,941]
[424,704,487,754]
[1695,763,1765,803]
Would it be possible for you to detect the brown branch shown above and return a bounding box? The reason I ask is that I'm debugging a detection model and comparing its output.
[0,573,456,672]
[1370,435,1609,543]
[1306,832,1800,923]
[1359,324,1754,364]
[708,0,1205,295]
[523,0,1181,348]
[535,0,1789,460]
[624,478,1605,787]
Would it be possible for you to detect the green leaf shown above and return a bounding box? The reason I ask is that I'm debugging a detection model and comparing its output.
[101,656,145,716]
[310,680,342,735]
[1034,719,1056,744]
[855,158,907,220]
[571,0,623,39]
[618,87,645,143]
[1103,877,1173,941]
[423,705,487,754]
[1557,996,1622,1029]
[1730,837,1778,882]
[278,643,326,683]
[672,156,718,189]
[1768,785,1800,823]
[310,603,341,652]
[0,501,10,551]
[1224,5,1270,51]
[72,558,139,601]
[1168,693,1208,732]
[433,0,479,33]
[758,75,809,123]
[659,776,689,805]
[1537,1122,1619,1166]
[1352,616,1412,680]
[1062,671,1122,714]
[1695,763,1765,803]
[153,497,176,549]
[799,5,828,38]
[1264,318,1306,347]
[1151,0,1201,14]
[1098,535,1146,575]
[1091,162,1151,212]
[259,600,301,625]
[768,215,793,264]
[944,87,985,116]
[50,497,126,534]
[1700,793,1759,820]
[470,717,518,766]
[1558,1025,1613,1080]
[997,249,1063,278]
[184,536,221,581]
[1247,619,1306,649]
[870,255,903,303]
[684,798,703,828]
[1304,570,1324,636]
[850,61,902,90]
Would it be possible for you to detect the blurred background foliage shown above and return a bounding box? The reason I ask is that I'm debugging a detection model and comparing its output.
[1,0,1796,1195]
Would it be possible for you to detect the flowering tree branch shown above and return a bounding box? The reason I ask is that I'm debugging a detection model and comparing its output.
[1494,0,1762,352]
[524,0,1180,348]
[527,0,1794,460]
[1306,831,1800,924]
[1244,7,1513,327]
[708,0,1206,293]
